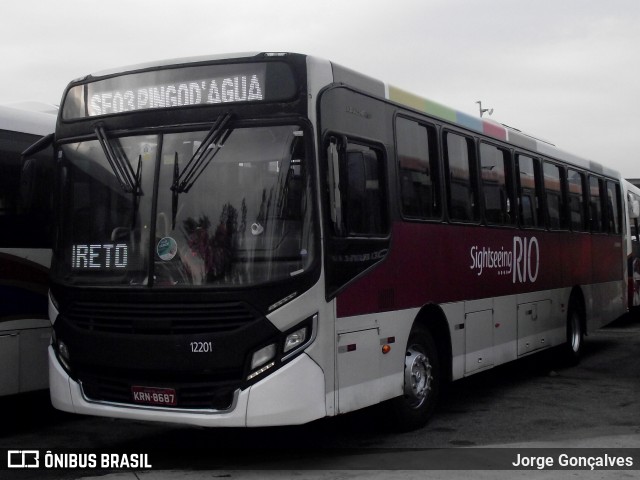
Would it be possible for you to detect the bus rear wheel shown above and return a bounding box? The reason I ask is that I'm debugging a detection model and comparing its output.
[560,302,584,366]
[387,326,441,431]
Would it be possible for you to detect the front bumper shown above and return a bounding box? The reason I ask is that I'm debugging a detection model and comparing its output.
[49,345,326,427]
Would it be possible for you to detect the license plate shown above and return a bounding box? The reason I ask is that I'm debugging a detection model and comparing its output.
[131,386,177,407]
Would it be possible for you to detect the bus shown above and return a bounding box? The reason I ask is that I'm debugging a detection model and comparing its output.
[0,104,56,396]
[44,52,631,429]
[624,180,640,313]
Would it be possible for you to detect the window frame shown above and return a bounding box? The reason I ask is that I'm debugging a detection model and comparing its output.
[542,160,568,231]
[394,115,442,221]
[478,140,516,227]
[327,134,390,239]
[442,129,480,224]
[605,179,622,235]
[566,168,588,232]
[515,152,544,229]
[588,175,606,233]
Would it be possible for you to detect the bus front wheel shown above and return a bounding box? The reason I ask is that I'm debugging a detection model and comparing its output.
[387,326,441,431]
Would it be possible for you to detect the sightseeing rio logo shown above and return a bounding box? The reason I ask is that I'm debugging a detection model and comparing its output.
[469,236,540,284]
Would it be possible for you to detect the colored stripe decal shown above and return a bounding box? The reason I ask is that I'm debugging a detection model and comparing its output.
[483,120,508,141]
[387,85,507,141]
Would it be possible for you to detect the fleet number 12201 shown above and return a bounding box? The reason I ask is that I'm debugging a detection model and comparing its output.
[190,341,213,353]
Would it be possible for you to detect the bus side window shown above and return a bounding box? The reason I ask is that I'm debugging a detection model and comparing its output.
[395,117,440,219]
[444,131,478,222]
[543,161,565,230]
[606,180,622,234]
[341,141,388,236]
[567,169,587,231]
[479,142,514,226]
[517,154,542,228]
[589,176,604,232]
[0,130,53,248]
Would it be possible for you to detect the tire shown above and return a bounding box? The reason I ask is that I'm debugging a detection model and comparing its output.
[386,326,441,431]
[560,301,584,366]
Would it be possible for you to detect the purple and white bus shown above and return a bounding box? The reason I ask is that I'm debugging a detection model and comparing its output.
[44,52,631,429]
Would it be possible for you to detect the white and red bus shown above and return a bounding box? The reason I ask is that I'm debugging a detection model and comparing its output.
[624,180,640,312]
[0,104,55,396]
[44,52,631,429]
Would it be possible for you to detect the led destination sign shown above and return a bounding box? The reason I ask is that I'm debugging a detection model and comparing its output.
[62,61,297,119]
[71,244,128,270]
[88,72,264,116]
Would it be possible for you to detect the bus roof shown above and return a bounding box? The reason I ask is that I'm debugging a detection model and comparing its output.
[0,104,57,137]
[85,52,263,79]
[327,60,620,179]
[66,51,620,180]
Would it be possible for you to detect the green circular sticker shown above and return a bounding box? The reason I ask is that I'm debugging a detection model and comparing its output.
[157,237,178,261]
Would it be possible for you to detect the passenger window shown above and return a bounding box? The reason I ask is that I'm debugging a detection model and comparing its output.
[589,176,604,232]
[543,162,565,230]
[517,154,542,228]
[444,132,478,222]
[479,143,514,225]
[342,142,387,236]
[325,136,390,298]
[396,117,440,219]
[606,180,621,234]
[567,169,587,231]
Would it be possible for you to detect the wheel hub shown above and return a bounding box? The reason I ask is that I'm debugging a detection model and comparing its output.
[404,347,432,408]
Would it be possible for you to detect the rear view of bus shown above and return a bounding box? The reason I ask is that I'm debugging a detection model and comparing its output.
[0,104,56,396]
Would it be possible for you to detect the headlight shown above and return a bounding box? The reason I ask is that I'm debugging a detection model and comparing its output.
[246,314,317,381]
[283,326,307,353]
[56,339,72,372]
[250,343,276,370]
[248,344,276,380]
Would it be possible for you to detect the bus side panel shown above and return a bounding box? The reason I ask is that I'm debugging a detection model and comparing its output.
[335,223,621,318]
[560,232,592,287]
[0,250,51,395]
[0,333,19,395]
[588,234,626,328]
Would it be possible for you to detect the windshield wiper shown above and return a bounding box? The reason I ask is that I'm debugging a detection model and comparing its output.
[172,112,233,194]
[95,125,142,195]
[170,112,233,229]
[171,151,179,230]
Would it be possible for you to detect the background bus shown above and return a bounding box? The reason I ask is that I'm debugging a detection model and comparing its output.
[45,52,631,430]
[0,104,56,396]
[624,180,640,313]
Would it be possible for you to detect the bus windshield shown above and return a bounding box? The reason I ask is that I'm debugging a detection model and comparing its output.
[55,124,315,287]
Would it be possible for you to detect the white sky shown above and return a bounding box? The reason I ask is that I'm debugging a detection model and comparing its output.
[2,0,639,177]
